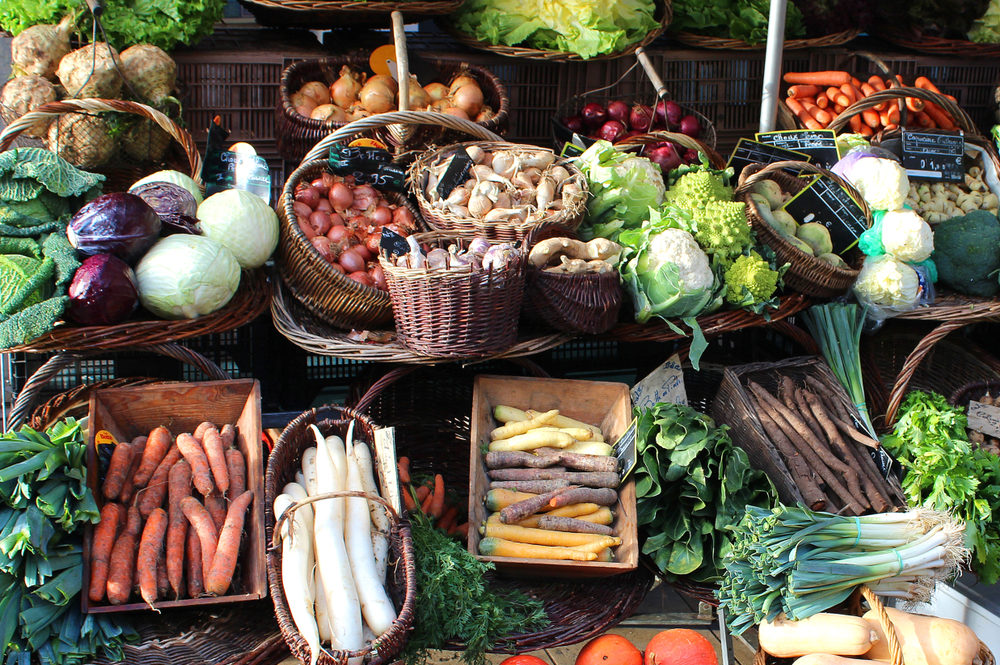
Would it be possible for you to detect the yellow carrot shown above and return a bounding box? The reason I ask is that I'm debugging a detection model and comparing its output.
[479,537,597,561]
[482,522,613,547]
[488,430,575,452]
[484,488,535,511]
[491,410,558,441]
[567,537,622,554]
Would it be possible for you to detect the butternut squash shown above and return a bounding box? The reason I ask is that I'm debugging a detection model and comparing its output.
[863,608,980,665]
[793,655,875,665]
[759,613,879,658]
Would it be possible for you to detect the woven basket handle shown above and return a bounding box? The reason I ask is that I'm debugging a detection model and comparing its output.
[884,320,967,428]
[300,110,503,164]
[615,130,726,169]
[859,585,905,665]
[826,86,976,135]
[734,159,873,222]
[5,343,229,431]
[0,98,203,181]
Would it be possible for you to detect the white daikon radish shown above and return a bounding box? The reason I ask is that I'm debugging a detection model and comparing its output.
[353,443,390,582]
[344,424,397,635]
[314,565,332,643]
[301,447,318,496]
[295,470,305,487]
[310,425,362,652]
[283,481,309,503]
[275,493,320,665]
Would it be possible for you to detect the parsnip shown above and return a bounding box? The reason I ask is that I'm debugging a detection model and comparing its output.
[564,440,613,456]
[490,409,558,440]
[353,443,389,583]
[275,493,320,665]
[526,410,602,437]
[488,430,575,452]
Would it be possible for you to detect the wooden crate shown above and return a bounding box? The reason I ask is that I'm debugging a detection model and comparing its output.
[468,375,637,577]
[83,379,266,613]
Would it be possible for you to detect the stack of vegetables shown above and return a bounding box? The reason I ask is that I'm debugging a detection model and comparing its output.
[0,418,134,664]
[2,30,181,169]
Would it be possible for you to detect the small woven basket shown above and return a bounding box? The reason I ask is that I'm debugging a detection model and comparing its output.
[277,58,510,163]
[553,97,717,153]
[875,26,1000,59]
[825,86,978,136]
[735,160,869,298]
[266,405,416,665]
[277,111,501,330]
[379,231,528,358]
[410,141,588,242]
[525,268,623,335]
[614,130,726,167]
[672,28,860,50]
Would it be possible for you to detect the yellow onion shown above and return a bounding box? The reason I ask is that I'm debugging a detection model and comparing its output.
[443,107,470,121]
[476,106,496,124]
[424,82,449,103]
[368,74,398,94]
[329,66,364,107]
[310,104,347,123]
[347,104,370,122]
[360,79,395,114]
[299,80,331,106]
[408,75,430,109]
[448,74,478,97]
[291,91,317,117]
[430,99,450,113]
[450,84,484,118]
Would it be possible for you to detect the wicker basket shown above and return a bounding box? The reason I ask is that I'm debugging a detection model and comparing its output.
[0,98,201,194]
[277,57,510,163]
[826,86,978,136]
[410,141,588,242]
[442,0,671,62]
[379,232,528,358]
[276,111,501,330]
[951,380,1000,408]
[614,131,725,167]
[266,405,416,665]
[237,0,462,28]
[875,26,1000,59]
[754,585,996,665]
[672,28,860,50]
[735,161,869,298]
[525,268,623,335]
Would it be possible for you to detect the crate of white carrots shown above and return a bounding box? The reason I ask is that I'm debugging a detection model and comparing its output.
[468,375,638,577]
[82,379,265,613]
[265,405,415,665]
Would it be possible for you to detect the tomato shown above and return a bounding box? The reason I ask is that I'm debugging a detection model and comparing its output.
[499,656,549,665]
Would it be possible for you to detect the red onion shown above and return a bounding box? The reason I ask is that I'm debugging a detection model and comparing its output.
[679,114,702,138]
[648,144,682,173]
[297,216,316,240]
[665,101,683,126]
[347,271,375,287]
[607,100,629,123]
[293,201,313,219]
[561,115,585,133]
[339,249,365,273]
[327,225,350,246]
[295,186,320,208]
[598,120,627,143]
[311,236,335,262]
[310,177,329,197]
[353,244,374,262]
[329,212,345,227]
[629,104,654,131]
[370,264,387,290]
[373,206,393,226]
[309,210,332,236]
[315,198,332,214]
[581,102,607,129]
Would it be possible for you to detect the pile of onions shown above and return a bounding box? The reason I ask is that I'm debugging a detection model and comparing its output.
[290,64,493,124]
[292,172,417,290]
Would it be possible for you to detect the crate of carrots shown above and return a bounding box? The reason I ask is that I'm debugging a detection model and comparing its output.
[780,70,965,136]
[83,379,266,613]
[467,375,638,577]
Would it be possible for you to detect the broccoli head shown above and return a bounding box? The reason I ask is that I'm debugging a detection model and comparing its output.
[724,251,780,307]
[694,200,752,264]
[931,210,1000,297]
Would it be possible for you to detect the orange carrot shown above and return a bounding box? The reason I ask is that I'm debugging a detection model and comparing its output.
[883,123,898,132]
[883,104,901,125]
[848,114,863,133]
[834,103,847,114]
[205,490,254,595]
[784,71,852,87]
[860,82,885,110]
[193,421,216,443]
[397,457,411,484]
[860,124,875,138]
[219,424,236,449]
[138,508,168,609]
[201,427,229,495]
[419,490,434,514]
[914,76,943,95]
[923,101,955,129]
[118,437,146,504]
[134,427,172,488]
[800,98,832,126]
[839,83,858,104]
[787,84,821,98]
[438,505,459,532]
[786,97,822,129]
[157,549,169,600]
[225,449,246,498]
[206,495,227,533]
[913,110,934,127]
[415,485,430,503]
[138,446,182,518]
[826,86,850,107]
[454,522,470,539]
[103,443,133,500]
[177,433,214,496]
[88,502,123,603]
[402,486,416,511]
[186,530,204,598]
[181,496,218,581]
[868,75,886,91]
[906,96,925,112]
[861,109,881,129]
[429,474,446,519]
[106,503,142,605]
[815,93,829,109]
[166,460,191,599]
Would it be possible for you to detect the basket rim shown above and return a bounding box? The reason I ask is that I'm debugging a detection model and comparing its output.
[875,25,1000,57]
[440,0,671,62]
[671,27,861,50]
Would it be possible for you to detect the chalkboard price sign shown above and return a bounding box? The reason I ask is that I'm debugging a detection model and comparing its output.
[756,129,840,168]
[900,130,965,182]
[435,149,475,199]
[727,138,811,179]
[782,173,868,253]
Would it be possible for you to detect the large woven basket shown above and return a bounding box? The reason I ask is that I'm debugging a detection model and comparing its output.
[266,405,416,665]
[277,111,501,330]
[277,57,510,163]
[350,364,656,652]
[825,86,978,136]
[380,231,528,358]
[237,0,462,28]
[442,0,671,62]
[875,26,1000,59]
[410,141,588,242]
[672,28,860,50]
[735,160,869,298]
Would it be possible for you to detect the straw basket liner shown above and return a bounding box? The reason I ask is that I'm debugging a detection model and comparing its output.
[410,141,588,242]
[278,111,501,330]
[266,405,416,665]
[380,231,528,358]
[237,0,462,28]
[672,28,860,50]
[0,97,201,194]
[443,0,671,62]
[754,585,995,665]
[735,161,869,298]
[277,58,510,163]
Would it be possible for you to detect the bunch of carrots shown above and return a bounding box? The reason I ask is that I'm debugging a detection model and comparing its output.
[783,71,957,135]
[398,456,469,540]
[88,422,253,610]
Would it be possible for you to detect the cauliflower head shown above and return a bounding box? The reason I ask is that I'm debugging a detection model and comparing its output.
[853,254,921,312]
[693,200,752,263]
[623,227,718,323]
[724,251,780,306]
[880,208,934,263]
[842,156,909,211]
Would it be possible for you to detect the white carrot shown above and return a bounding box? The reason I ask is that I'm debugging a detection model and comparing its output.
[275,493,319,665]
[314,564,332,643]
[353,443,390,583]
[301,447,318,496]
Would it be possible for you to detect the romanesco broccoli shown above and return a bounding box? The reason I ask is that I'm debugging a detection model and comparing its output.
[694,200,752,263]
[664,171,732,215]
[724,251,779,307]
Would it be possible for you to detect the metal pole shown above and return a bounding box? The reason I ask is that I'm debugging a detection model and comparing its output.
[759,0,788,132]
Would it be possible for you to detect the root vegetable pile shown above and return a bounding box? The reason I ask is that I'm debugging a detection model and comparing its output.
[293,172,418,289]
[88,422,253,608]
[904,161,1000,223]
[477,404,622,562]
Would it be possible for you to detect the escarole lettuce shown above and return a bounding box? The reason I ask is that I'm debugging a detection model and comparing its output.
[575,140,666,241]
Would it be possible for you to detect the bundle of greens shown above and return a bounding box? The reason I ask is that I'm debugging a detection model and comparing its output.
[718,505,968,635]
[403,512,548,665]
[671,0,805,44]
[0,419,134,664]
[874,0,990,39]
[634,402,776,584]
[882,391,1000,584]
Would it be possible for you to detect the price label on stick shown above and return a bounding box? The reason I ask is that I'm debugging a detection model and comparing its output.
[968,401,1000,439]
[900,129,965,182]
[727,138,811,180]
[782,174,868,254]
[756,129,840,169]
[613,418,638,483]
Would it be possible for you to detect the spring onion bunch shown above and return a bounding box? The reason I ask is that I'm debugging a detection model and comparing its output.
[800,303,876,438]
[718,504,968,635]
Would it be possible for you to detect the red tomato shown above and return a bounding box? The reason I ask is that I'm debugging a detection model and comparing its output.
[500,657,549,665]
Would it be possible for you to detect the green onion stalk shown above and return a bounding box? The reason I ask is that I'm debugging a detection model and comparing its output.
[800,303,877,438]
[717,505,968,635]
